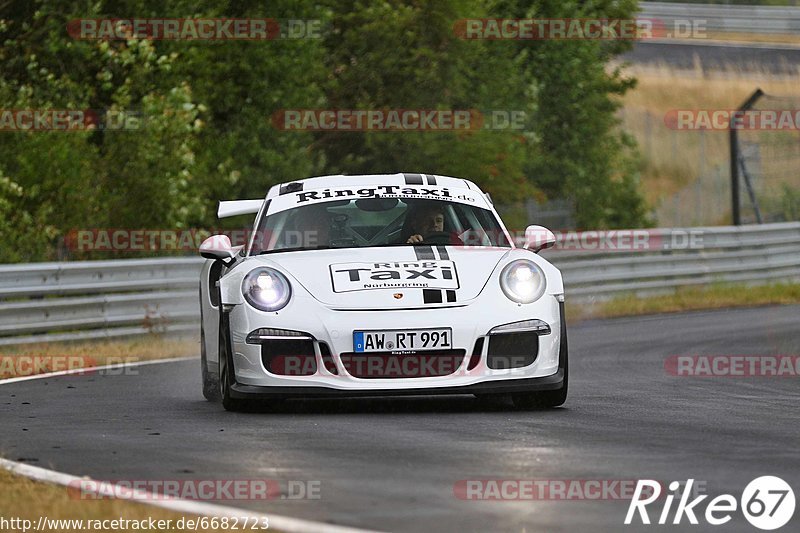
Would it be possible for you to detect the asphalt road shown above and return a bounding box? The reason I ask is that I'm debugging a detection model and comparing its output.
[625,41,800,73]
[2,305,799,532]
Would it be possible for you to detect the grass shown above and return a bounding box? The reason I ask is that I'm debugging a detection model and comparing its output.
[618,63,800,225]
[0,337,197,379]
[567,281,800,322]
[699,32,800,46]
[0,468,263,533]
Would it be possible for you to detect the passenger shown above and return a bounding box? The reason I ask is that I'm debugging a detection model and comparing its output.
[293,205,330,248]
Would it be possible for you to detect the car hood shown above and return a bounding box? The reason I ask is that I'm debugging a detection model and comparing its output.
[256,246,512,309]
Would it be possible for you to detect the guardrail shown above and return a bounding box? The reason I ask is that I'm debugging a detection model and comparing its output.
[1,222,798,346]
[542,222,800,298]
[640,1,800,35]
[0,258,203,346]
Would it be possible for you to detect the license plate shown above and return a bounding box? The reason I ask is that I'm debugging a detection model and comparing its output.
[353,328,452,353]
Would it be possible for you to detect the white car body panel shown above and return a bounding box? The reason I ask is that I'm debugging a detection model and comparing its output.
[200,173,565,396]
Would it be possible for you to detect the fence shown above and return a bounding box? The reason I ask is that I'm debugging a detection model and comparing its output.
[1,222,799,345]
[639,2,800,35]
[0,258,202,346]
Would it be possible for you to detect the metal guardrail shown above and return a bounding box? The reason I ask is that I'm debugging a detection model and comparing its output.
[0,222,798,346]
[0,258,203,346]
[640,1,800,35]
[543,222,800,298]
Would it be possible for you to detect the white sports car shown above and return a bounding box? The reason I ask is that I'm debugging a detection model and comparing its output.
[198,173,567,411]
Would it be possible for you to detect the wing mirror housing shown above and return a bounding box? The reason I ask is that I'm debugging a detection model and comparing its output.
[523,225,557,253]
[199,235,241,263]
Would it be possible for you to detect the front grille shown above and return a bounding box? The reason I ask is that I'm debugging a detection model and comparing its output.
[487,332,538,369]
[260,339,317,376]
[339,350,466,379]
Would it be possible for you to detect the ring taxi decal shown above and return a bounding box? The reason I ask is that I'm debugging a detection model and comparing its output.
[329,260,459,292]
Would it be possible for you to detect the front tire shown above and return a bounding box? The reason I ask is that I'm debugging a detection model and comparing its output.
[200,286,221,402]
[201,326,221,402]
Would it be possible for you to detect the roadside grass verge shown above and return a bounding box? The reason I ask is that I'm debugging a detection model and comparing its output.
[696,32,800,46]
[0,337,197,379]
[0,468,261,533]
[567,281,800,322]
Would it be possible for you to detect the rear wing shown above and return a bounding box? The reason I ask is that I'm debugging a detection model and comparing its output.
[217,199,263,218]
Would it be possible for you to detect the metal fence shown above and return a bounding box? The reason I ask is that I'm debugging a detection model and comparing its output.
[542,222,800,299]
[0,258,203,346]
[640,2,800,35]
[1,222,799,346]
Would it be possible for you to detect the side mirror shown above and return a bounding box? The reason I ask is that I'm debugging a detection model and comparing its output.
[524,225,556,253]
[199,235,239,262]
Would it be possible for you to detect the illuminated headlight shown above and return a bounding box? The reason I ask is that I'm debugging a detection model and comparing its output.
[500,259,546,304]
[242,268,291,312]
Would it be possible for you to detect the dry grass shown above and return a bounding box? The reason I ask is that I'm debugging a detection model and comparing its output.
[0,468,260,533]
[698,32,800,46]
[0,337,198,379]
[567,282,800,322]
[618,63,800,225]
[623,63,800,114]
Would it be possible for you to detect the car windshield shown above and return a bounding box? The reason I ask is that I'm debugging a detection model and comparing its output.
[249,197,511,255]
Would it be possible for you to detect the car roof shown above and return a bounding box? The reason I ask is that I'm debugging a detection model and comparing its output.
[265,173,484,199]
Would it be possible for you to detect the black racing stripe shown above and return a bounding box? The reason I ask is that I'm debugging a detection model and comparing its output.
[436,245,449,259]
[404,173,424,185]
[414,246,435,260]
[446,290,457,302]
[423,289,443,304]
[425,174,437,185]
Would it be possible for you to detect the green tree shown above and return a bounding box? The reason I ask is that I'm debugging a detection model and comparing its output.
[317,0,537,206]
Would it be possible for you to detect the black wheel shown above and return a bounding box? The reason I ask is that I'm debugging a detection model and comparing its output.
[512,315,569,409]
[199,287,221,402]
[219,311,251,412]
[201,326,221,402]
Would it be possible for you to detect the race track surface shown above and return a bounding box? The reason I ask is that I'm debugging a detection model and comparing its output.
[2,305,799,532]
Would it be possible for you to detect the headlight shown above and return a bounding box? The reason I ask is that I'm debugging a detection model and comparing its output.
[500,259,546,304]
[242,268,292,312]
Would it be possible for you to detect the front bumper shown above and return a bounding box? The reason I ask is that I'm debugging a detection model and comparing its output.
[226,290,564,395]
[229,369,565,399]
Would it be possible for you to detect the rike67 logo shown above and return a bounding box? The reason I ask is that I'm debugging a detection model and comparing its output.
[626,477,795,530]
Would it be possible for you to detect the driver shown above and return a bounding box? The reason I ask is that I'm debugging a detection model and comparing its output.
[406,204,444,244]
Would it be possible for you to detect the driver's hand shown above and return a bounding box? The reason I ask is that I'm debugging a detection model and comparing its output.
[406,234,424,244]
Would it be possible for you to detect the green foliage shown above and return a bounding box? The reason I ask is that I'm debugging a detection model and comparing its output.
[0,0,650,262]
[317,0,535,205]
